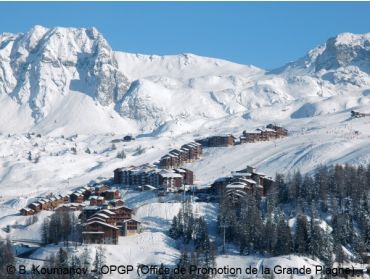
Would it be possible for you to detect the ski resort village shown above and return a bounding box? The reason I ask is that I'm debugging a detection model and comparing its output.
[17,123,285,246]
[0,25,369,279]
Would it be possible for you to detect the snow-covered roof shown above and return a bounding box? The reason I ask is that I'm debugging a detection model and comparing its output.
[226,183,246,189]
[232,171,252,177]
[159,171,183,178]
[113,205,133,211]
[84,220,119,229]
[245,179,257,184]
[87,217,106,223]
[99,209,116,216]
[92,213,110,219]
[122,218,141,224]
[83,206,102,211]
[143,185,157,190]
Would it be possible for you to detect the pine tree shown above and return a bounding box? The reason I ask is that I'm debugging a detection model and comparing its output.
[0,238,15,278]
[294,215,309,254]
[274,215,293,256]
[93,246,105,279]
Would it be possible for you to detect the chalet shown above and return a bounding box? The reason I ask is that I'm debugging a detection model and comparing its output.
[111,206,133,221]
[70,192,84,203]
[55,203,82,212]
[82,221,119,245]
[266,124,288,137]
[81,206,103,219]
[119,219,141,236]
[256,128,274,141]
[95,185,109,196]
[29,202,41,213]
[239,136,248,144]
[20,208,35,216]
[90,196,105,206]
[86,216,107,224]
[63,194,70,203]
[104,189,121,200]
[80,186,93,198]
[49,197,57,208]
[50,195,64,208]
[108,199,124,208]
[211,165,274,198]
[99,209,116,217]
[90,213,115,225]
[242,130,262,142]
[39,199,52,210]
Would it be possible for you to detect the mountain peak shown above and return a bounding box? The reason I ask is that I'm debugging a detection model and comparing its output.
[333,32,370,46]
[271,32,370,77]
[0,25,130,121]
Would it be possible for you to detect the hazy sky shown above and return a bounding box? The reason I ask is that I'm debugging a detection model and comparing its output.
[1,2,370,69]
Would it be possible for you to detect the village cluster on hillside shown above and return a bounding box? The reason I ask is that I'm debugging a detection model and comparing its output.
[19,185,140,245]
[17,123,288,246]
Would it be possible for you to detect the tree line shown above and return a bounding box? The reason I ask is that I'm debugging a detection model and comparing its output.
[218,164,370,266]
[41,210,82,245]
[169,200,217,278]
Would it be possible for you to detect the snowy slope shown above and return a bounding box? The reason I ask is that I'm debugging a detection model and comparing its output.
[2,27,370,136]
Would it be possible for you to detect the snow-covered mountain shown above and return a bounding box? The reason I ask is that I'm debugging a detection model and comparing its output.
[1,26,370,135]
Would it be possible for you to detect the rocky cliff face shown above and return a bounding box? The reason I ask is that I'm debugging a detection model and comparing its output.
[1,27,370,135]
[274,32,370,87]
[0,25,129,121]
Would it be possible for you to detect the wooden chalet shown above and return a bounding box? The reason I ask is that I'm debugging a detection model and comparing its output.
[88,195,107,206]
[211,165,274,198]
[29,202,41,213]
[55,203,82,212]
[111,206,133,221]
[70,192,84,203]
[108,199,124,208]
[82,221,119,245]
[104,189,121,200]
[39,199,52,210]
[242,130,261,142]
[266,124,288,137]
[90,213,116,225]
[94,185,109,196]
[81,206,103,219]
[20,208,35,216]
[119,219,141,236]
